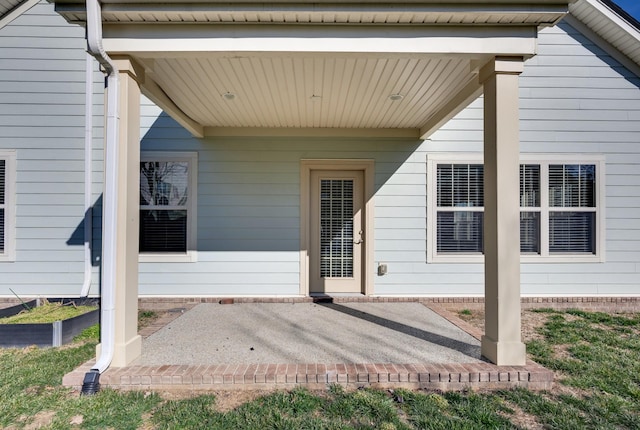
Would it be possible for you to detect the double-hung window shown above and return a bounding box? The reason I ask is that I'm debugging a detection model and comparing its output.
[435,163,484,254]
[139,152,197,262]
[427,154,605,263]
[0,150,16,262]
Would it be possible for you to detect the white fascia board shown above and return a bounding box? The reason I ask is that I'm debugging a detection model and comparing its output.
[103,24,537,56]
[578,0,640,40]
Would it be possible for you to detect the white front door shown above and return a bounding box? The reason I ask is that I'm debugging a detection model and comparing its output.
[309,170,364,294]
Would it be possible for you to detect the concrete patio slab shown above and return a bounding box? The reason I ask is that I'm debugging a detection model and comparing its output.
[138,302,482,365]
[63,300,554,391]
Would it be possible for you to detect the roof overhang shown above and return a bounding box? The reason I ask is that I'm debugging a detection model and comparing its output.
[54,1,572,26]
[568,0,640,75]
[49,1,575,138]
[0,0,38,29]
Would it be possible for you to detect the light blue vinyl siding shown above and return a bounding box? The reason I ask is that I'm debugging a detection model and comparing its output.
[2,2,639,298]
[407,21,640,296]
[140,98,423,295]
[137,19,640,296]
[0,1,103,296]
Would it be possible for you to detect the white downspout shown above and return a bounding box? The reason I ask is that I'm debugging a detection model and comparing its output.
[82,0,119,392]
[80,52,93,298]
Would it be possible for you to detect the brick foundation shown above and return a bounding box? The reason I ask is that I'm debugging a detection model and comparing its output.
[137,296,640,313]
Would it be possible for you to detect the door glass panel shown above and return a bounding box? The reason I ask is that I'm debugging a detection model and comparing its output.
[320,179,354,278]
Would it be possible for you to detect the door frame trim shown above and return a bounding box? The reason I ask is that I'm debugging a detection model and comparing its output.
[300,159,375,296]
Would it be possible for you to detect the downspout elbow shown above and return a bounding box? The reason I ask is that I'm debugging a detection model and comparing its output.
[86,0,114,76]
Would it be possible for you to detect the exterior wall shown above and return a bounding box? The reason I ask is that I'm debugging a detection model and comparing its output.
[0,1,103,297]
[139,20,640,297]
[138,112,423,295]
[418,21,640,296]
[2,2,639,298]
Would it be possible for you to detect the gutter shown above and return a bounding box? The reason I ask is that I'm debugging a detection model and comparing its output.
[81,0,119,395]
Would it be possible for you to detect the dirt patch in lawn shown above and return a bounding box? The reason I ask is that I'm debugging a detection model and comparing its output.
[454,308,549,343]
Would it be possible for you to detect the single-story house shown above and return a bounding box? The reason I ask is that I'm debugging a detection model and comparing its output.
[0,0,639,369]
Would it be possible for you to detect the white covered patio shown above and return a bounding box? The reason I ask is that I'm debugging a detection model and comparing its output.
[50,0,573,371]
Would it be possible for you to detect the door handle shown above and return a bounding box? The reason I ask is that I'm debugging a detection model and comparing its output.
[353,230,364,245]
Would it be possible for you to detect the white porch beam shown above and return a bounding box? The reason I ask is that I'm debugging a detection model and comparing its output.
[204,127,420,138]
[102,25,537,57]
[479,57,527,366]
[140,74,205,138]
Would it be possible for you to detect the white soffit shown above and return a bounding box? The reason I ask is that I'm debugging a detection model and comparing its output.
[569,0,640,70]
[139,54,479,131]
[50,1,573,136]
[0,0,25,17]
[0,0,38,28]
[55,1,570,26]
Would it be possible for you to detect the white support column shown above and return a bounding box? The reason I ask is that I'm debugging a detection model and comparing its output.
[479,57,526,366]
[110,57,142,367]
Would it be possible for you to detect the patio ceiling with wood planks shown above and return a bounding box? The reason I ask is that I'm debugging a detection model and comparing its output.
[51,0,571,138]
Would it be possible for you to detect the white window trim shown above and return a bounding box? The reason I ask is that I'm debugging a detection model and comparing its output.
[139,151,198,263]
[0,150,16,262]
[427,153,606,264]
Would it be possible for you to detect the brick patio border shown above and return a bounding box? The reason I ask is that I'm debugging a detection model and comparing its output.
[63,359,553,392]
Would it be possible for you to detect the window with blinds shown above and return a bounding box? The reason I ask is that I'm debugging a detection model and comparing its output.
[548,164,596,254]
[436,164,484,253]
[429,156,602,261]
[520,164,541,254]
[139,154,196,256]
[320,179,354,278]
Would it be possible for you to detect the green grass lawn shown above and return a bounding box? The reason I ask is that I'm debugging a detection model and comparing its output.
[1,308,639,429]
